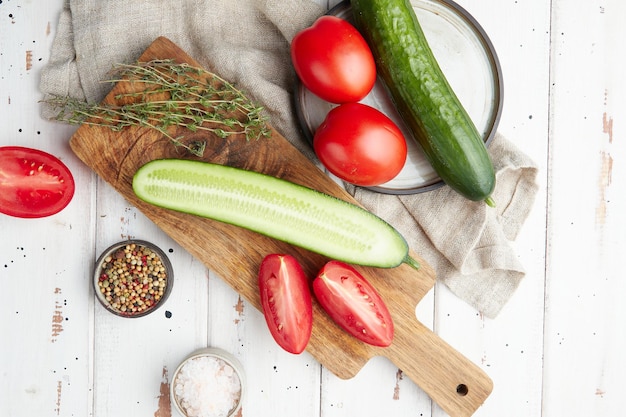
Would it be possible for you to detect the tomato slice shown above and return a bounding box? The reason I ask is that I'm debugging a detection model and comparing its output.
[258,254,313,354]
[0,146,75,218]
[313,261,394,347]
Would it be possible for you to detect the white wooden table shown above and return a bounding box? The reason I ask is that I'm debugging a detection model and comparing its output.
[2,1,625,416]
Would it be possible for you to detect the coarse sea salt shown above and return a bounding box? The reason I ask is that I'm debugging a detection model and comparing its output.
[174,355,241,417]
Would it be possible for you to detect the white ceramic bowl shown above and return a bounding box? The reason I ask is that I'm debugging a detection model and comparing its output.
[171,348,245,417]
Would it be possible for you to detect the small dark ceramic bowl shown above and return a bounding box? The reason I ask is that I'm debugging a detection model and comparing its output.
[93,239,174,318]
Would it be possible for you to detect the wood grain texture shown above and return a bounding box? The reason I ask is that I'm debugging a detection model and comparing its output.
[68,37,491,417]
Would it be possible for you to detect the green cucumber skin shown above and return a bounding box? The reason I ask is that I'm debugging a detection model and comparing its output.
[351,0,496,202]
[133,159,418,269]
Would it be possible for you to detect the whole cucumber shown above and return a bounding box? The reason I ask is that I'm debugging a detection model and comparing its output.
[351,0,496,205]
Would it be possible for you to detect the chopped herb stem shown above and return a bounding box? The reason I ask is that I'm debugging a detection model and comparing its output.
[43,60,271,156]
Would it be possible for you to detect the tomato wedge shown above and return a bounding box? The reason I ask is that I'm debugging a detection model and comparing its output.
[0,146,75,218]
[258,254,313,354]
[313,261,394,347]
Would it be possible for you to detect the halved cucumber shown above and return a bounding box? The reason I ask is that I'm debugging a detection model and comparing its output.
[132,159,420,269]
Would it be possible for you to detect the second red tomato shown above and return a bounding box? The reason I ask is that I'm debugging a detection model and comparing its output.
[313,103,407,187]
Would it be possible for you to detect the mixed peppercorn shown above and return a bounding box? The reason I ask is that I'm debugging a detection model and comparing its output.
[97,243,168,316]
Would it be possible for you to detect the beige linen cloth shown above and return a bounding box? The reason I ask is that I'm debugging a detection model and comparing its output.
[40,0,538,318]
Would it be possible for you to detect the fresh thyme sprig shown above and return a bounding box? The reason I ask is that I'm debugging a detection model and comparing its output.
[44,60,271,156]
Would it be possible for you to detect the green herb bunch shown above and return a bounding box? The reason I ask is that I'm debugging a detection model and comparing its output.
[45,60,271,156]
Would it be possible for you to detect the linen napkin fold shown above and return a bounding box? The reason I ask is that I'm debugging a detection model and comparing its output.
[40,0,539,318]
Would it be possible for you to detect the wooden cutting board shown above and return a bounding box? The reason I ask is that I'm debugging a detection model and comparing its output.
[69,37,492,417]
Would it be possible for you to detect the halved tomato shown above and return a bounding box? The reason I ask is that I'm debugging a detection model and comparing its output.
[258,254,313,354]
[313,261,394,347]
[0,146,75,218]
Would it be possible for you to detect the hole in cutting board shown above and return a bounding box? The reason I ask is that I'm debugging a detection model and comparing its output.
[456,383,469,396]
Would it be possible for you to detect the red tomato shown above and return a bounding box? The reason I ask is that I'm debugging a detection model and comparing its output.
[312,261,393,347]
[0,146,75,218]
[313,103,407,186]
[291,15,376,103]
[258,254,313,354]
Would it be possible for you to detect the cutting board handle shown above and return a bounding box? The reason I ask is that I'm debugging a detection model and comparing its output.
[387,318,493,417]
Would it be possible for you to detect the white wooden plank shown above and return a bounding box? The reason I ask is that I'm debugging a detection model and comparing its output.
[544,0,626,415]
[314,0,436,414]
[207,274,321,417]
[310,1,436,416]
[0,1,94,416]
[91,180,210,416]
[432,0,551,416]
[0,210,95,417]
